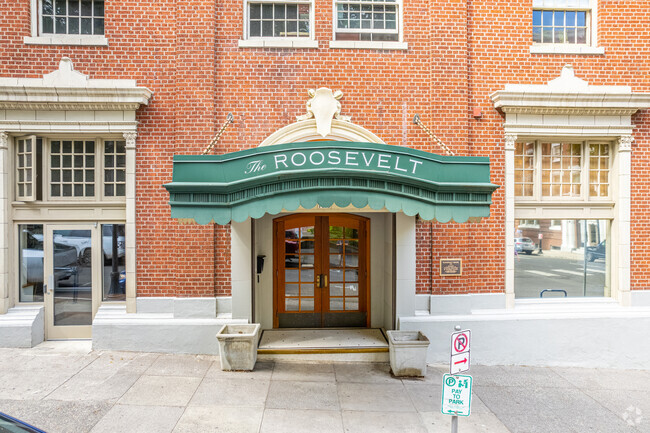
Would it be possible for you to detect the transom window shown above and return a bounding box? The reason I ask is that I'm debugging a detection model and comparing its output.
[15,136,125,202]
[40,0,105,36]
[335,0,401,42]
[532,0,590,44]
[515,141,610,200]
[246,1,312,38]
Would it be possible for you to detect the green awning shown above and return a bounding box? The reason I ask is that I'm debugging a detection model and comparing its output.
[164,141,498,225]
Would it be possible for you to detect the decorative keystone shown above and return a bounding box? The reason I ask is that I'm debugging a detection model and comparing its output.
[296,88,351,137]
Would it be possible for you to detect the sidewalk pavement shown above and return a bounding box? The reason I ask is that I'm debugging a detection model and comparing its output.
[0,342,648,433]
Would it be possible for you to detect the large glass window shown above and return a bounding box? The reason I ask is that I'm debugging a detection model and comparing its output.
[102,224,126,301]
[40,0,105,36]
[246,1,312,38]
[18,225,45,302]
[334,0,401,42]
[532,0,590,44]
[515,219,609,298]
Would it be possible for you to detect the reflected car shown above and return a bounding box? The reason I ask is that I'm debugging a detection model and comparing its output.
[53,225,125,265]
[586,240,606,262]
[515,237,536,255]
[0,411,47,433]
[21,231,78,284]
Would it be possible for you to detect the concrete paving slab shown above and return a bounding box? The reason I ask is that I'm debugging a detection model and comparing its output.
[118,375,201,407]
[474,385,633,433]
[334,362,399,383]
[0,370,73,400]
[89,404,184,433]
[342,410,427,433]
[204,360,274,380]
[338,383,415,412]
[552,367,650,391]
[189,377,270,407]
[45,371,140,402]
[581,388,650,432]
[145,353,213,377]
[419,411,511,433]
[84,351,160,376]
[272,362,335,382]
[0,398,111,433]
[469,365,572,388]
[172,405,264,433]
[260,409,344,433]
[266,380,340,410]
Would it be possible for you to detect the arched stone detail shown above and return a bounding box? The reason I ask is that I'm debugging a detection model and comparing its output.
[259,119,385,147]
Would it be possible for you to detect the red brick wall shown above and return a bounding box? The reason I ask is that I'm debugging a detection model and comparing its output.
[2,0,650,298]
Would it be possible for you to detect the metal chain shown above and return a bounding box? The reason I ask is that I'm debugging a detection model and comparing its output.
[202,113,235,155]
[413,114,455,156]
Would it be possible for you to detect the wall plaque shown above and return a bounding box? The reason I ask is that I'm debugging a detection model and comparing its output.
[440,259,462,276]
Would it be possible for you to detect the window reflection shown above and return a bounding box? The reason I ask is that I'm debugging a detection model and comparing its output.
[514,219,609,298]
[102,224,125,301]
[19,225,44,302]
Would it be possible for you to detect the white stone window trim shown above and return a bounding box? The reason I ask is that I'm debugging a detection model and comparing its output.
[531,0,602,55]
[0,59,151,315]
[25,0,109,46]
[492,65,650,309]
[240,0,316,48]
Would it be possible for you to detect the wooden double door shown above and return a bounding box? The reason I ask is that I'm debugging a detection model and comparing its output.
[274,214,370,328]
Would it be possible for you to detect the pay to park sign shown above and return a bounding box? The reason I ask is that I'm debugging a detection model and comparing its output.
[441,374,473,417]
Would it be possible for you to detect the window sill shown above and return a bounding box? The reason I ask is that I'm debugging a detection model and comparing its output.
[329,40,408,50]
[530,44,605,55]
[24,35,109,46]
[238,39,319,49]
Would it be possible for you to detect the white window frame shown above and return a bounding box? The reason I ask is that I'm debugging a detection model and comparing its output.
[530,0,603,55]
[15,136,38,202]
[14,136,126,203]
[239,0,319,48]
[24,0,109,46]
[329,0,407,50]
[515,140,612,203]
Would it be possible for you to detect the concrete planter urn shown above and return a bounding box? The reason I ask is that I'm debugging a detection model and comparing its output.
[386,330,430,377]
[216,323,261,371]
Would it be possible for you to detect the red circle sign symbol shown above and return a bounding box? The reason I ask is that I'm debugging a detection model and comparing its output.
[454,334,468,353]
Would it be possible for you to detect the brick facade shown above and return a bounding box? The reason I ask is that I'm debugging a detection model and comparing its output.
[2,0,649,299]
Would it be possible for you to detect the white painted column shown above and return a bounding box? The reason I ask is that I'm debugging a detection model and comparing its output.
[504,134,517,308]
[616,135,632,306]
[395,213,416,323]
[0,132,9,314]
[231,219,252,321]
[123,132,137,313]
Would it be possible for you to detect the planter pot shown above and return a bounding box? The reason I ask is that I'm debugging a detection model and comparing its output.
[216,323,261,371]
[387,330,430,377]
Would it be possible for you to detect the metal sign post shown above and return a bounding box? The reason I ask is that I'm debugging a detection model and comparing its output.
[442,325,473,433]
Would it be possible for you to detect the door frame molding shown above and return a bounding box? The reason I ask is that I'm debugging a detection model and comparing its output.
[272,213,371,328]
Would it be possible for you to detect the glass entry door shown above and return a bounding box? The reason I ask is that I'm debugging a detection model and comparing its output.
[273,214,369,328]
[44,224,99,339]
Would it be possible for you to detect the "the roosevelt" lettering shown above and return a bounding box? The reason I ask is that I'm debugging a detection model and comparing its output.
[273,150,423,174]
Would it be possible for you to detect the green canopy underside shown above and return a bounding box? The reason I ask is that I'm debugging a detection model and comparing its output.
[170,190,491,225]
[165,141,498,225]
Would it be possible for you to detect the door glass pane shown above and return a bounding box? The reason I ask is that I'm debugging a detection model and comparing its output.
[285,298,299,311]
[286,284,299,296]
[301,298,314,311]
[53,229,92,325]
[301,284,314,297]
[330,283,343,296]
[330,298,344,311]
[19,225,44,302]
[102,224,125,301]
[345,298,359,311]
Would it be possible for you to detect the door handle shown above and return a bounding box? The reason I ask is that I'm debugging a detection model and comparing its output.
[323,275,328,287]
[316,274,321,288]
[45,275,54,295]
